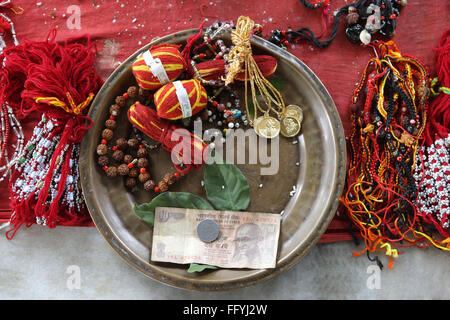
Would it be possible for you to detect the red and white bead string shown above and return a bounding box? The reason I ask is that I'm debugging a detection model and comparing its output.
[0,102,24,183]
[414,134,450,234]
[0,0,19,54]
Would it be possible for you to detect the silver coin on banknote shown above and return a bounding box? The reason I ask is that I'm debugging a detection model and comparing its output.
[197,219,220,243]
[152,207,281,269]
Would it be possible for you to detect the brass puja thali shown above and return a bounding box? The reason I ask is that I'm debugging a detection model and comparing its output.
[79,28,346,291]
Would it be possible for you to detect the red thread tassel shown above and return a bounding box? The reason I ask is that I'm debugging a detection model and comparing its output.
[415,30,450,239]
[424,29,450,145]
[181,21,205,75]
[194,55,278,81]
[1,30,103,237]
[128,102,207,174]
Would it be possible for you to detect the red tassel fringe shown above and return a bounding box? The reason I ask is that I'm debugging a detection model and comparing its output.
[424,29,450,145]
[128,102,206,174]
[0,30,103,237]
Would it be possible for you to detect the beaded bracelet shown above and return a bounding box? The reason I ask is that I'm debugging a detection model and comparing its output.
[96,86,182,193]
[188,24,249,133]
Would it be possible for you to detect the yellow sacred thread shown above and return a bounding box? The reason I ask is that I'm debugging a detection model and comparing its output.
[35,92,94,115]
[225,16,285,125]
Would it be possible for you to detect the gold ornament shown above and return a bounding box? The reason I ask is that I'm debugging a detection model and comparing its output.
[225,16,285,139]
[253,115,280,139]
[280,115,301,137]
[280,105,303,137]
[284,105,304,122]
[224,16,306,139]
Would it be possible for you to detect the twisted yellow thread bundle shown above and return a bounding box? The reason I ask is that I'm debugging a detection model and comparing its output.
[225,16,285,125]
[225,17,253,86]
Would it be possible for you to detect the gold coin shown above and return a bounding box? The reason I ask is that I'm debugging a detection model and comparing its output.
[285,105,304,123]
[252,116,262,135]
[280,115,301,137]
[254,115,280,139]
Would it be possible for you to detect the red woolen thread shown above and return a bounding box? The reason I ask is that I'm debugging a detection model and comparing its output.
[46,144,74,228]
[132,44,186,90]
[127,102,206,174]
[415,30,450,239]
[316,3,332,39]
[424,29,450,145]
[181,21,205,75]
[195,55,277,81]
[2,29,103,236]
[1,30,102,119]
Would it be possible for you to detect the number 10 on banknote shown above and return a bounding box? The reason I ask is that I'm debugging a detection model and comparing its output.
[151,207,281,269]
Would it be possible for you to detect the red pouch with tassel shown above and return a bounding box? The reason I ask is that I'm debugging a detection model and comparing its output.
[128,101,206,173]
[0,31,103,238]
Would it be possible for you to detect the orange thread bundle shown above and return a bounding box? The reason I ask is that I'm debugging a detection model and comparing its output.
[154,79,207,120]
[132,44,186,91]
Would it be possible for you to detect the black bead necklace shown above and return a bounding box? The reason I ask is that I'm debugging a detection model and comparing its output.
[268,0,407,49]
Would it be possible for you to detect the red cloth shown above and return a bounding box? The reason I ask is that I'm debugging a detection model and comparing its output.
[0,0,446,241]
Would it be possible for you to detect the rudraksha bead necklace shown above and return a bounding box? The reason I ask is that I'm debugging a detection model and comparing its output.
[96,86,182,193]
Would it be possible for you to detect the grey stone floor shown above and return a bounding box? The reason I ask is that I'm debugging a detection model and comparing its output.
[0,225,449,299]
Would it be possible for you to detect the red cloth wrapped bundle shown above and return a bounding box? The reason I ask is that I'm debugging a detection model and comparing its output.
[195,55,278,81]
[154,79,208,120]
[128,102,206,174]
[132,44,186,91]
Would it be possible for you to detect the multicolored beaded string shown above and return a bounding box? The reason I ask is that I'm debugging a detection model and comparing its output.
[412,32,450,240]
[340,41,449,268]
[96,86,182,193]
[189,21,249,133]
[10,115,85,226]
[0,0,20,54]
[0,102,24,182]
[0,1,22,228]
[0,4,23,182]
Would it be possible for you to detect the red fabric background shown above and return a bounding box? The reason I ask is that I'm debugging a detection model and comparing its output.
[0,0,447,241]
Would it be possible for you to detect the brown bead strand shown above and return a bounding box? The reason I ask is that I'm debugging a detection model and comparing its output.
[95,86,183,193]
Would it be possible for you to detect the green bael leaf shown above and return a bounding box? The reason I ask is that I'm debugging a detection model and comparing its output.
[187,263,218,273]
[204,163,250,211]
[133,192,214,226]
[133,202,156,226]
